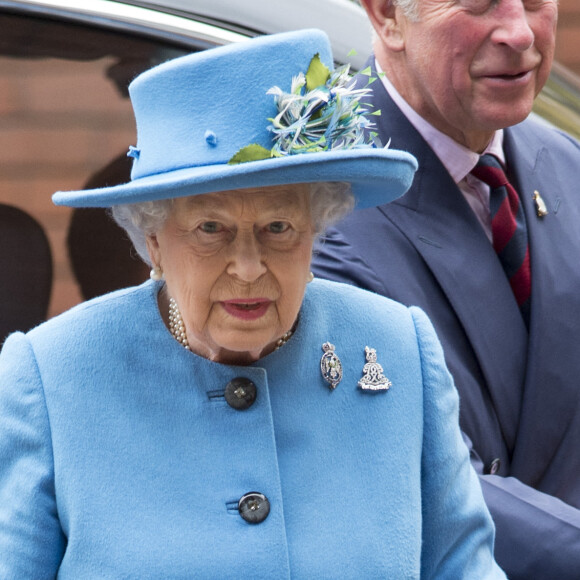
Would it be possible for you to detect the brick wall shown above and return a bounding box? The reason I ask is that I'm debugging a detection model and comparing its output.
[556,0,580,76]
[0,56,138,317]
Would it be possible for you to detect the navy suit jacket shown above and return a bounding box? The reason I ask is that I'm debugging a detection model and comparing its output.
[312,58,580,579]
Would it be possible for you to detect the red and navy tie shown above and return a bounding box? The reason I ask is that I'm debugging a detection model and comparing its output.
[471,154,531,324]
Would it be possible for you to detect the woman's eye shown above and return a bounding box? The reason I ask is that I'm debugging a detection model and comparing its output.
[199,221,223,233]
[266,221,290,234]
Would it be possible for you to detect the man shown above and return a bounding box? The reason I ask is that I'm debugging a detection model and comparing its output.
[312,1,580,578]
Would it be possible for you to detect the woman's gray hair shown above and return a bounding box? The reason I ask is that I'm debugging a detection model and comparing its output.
[111,182,355,265]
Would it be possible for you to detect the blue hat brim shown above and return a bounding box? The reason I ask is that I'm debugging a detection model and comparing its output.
[53,148,417,210]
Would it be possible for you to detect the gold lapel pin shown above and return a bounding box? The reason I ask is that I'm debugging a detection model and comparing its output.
[533,190,548,218]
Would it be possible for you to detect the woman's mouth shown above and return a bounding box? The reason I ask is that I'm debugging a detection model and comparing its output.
[221,299,272,320]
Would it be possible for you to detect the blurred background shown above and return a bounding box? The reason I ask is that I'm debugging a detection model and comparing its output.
[0,0,579,343]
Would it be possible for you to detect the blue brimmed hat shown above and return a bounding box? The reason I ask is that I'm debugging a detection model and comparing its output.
[52,29,417,209]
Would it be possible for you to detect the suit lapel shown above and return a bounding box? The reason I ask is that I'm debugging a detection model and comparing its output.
[364,64,527,446]
[504,124,580,479]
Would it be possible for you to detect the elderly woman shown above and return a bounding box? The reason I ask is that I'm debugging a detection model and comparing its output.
[0,30,505,578]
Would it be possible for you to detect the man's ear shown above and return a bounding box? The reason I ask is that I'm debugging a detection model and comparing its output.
[360,0,406,52]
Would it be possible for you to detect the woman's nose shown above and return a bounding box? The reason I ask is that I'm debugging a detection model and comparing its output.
[225,232,267,282]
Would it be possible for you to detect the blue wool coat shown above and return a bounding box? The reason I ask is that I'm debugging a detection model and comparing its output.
[0,279,505,579]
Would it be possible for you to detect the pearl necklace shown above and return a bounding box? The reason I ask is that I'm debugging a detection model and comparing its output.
[274,330,294,350]
[168,298,190,350]
[168,298,294,352]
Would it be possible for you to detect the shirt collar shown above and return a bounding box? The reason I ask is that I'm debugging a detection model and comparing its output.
[375,58,505,184]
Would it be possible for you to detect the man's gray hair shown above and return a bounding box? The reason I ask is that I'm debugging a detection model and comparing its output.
[111,182,355,265]
[390,0,419,21]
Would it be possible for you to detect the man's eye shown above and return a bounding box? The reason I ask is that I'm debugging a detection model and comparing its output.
[200,221,222,233]
[460,0,493,14]
[267,221,290,234]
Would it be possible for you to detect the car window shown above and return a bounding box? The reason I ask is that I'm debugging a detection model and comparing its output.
[0,12,193,337]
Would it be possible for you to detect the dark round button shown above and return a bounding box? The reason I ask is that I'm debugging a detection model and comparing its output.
[488,458,501,475]
[224,377,257,410]
[238,492,270,524]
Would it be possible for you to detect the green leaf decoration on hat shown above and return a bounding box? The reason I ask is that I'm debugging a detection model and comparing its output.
[228,144,273,165]
[227,52,385,165]
[305,53,331,91]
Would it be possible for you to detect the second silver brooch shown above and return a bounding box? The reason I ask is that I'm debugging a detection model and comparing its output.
[358,346,392,392]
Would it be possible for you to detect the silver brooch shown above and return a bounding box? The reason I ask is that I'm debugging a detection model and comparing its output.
[320,342,343,390]
[358,346,392,392]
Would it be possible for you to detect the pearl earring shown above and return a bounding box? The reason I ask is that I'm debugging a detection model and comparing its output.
[307,272,314,283]
[150,266,163,281]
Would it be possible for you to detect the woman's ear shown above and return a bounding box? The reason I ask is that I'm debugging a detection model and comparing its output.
[360,0,406,53]
[145,234,161,269]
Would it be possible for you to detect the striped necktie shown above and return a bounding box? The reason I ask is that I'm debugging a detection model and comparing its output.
[471,154,531,324]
